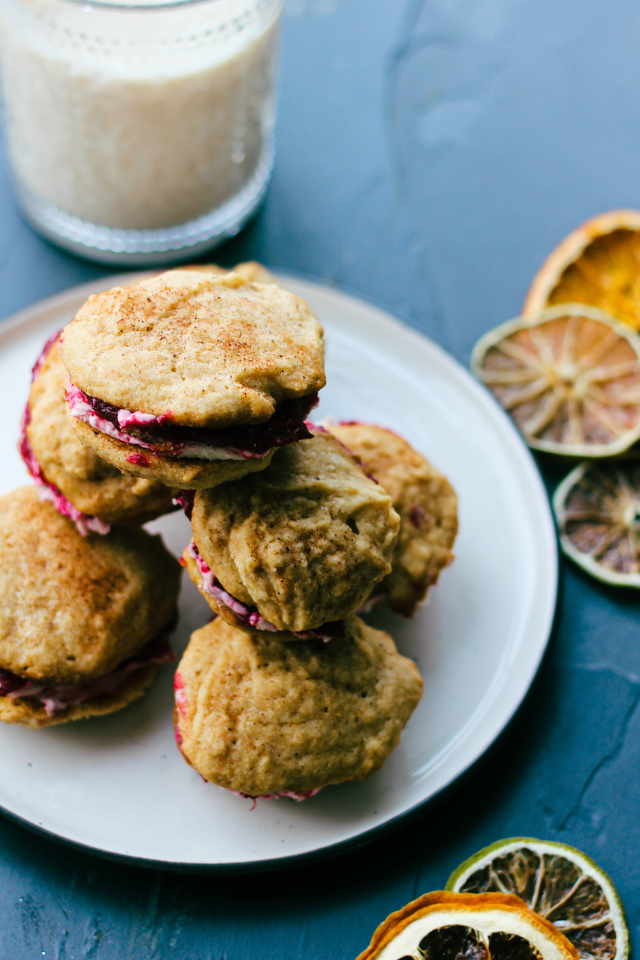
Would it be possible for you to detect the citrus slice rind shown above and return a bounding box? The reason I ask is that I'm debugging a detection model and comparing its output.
[446,838,629,960]
[523,210,640,330]
[356,891,579,960]
[471,304,640,457]
[554,459,640,587]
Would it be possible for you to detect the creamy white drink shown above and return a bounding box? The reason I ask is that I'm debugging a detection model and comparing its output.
[0,0,280,255]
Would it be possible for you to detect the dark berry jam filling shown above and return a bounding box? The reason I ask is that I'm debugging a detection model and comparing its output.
[76,389,319,460]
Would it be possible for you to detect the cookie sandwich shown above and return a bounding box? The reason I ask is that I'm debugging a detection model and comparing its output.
[20,332,178,535]
[182,428,400,641]
[60,270,325,489]
[174,615,423,800]
[0,487,181,727]
[328,422,458,615]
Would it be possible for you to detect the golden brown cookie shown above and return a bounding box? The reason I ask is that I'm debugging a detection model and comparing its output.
[327,423,458,615]
[22,335,178,531]
[174,615,423,797]
[61,270,324,424]
[0,487,181,724]
[60,270,323,487]
[185,430,400,634]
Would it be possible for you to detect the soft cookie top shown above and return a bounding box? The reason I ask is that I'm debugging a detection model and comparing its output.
[174,615,423,798]
[328,422,458,615]
[23,337,177,528]
[185,261,277,285]
[60,270,325,427]
[0,488,181,684]
[188,430,400,633]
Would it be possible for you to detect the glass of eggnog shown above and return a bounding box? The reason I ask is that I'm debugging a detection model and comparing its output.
[0,0,281,263]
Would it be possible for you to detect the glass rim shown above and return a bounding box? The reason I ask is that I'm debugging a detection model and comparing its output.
[50,0,278,14]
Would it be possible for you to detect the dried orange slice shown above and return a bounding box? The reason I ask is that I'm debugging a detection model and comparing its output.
[447,838,629,960]
[554,458,640,586]
[522,210,640,330]
[356,891,579,960]
[471,305,640,456]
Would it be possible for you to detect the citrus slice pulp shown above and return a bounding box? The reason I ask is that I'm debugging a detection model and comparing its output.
[356,891,579,960]
[554,458,640,586]
[522,210,640,330]
[446,838,628,960]
[471,305,640,456]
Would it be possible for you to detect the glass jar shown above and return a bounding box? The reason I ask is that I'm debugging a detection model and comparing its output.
[0,0,282,263]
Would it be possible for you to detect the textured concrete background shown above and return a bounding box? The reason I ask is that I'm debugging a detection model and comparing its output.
[1,0,639,956]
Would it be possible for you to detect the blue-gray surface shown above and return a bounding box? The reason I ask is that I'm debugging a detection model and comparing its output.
[1,0,639,956]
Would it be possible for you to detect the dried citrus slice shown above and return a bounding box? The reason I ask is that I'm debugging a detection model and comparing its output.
[446,838,628,960]
[523,210,640,330]
[471,304,640,456]
[553,458,640,586]
[356,891,579,960]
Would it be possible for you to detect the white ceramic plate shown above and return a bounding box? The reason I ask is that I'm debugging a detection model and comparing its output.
[0,274,557,870]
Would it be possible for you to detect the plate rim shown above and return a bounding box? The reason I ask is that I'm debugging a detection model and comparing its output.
[0,271,558,872]
[0,721,528,874]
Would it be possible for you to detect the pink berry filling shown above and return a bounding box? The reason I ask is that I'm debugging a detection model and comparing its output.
[173,671,189,728]
[0,636,176,717]
[409,504,429,528]
[185,542,345,642]
[231,788,321,810]
[358,590,385,613]
[66,385,319,462]
[19,333,110,536]
[173,490,195,519]
[31,329,62,380]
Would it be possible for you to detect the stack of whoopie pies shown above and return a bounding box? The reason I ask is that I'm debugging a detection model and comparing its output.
[7,264,457,803]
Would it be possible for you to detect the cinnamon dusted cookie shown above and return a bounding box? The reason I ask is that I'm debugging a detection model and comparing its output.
[328,422,458,616]
[21,334,178,534]
[183,429,400,638]
[174,615,423,798]
[60,270,325,489]
[0,487,181,727]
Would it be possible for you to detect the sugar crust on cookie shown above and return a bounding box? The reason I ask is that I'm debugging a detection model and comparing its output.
[174,615,423,797]
[0,488,181,684]
[60,270,325,427]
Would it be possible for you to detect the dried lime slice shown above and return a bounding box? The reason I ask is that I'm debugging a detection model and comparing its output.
[356,891,579,960]
[553,458,640,586]
[471,305,640,457]
[446,838,628,960]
